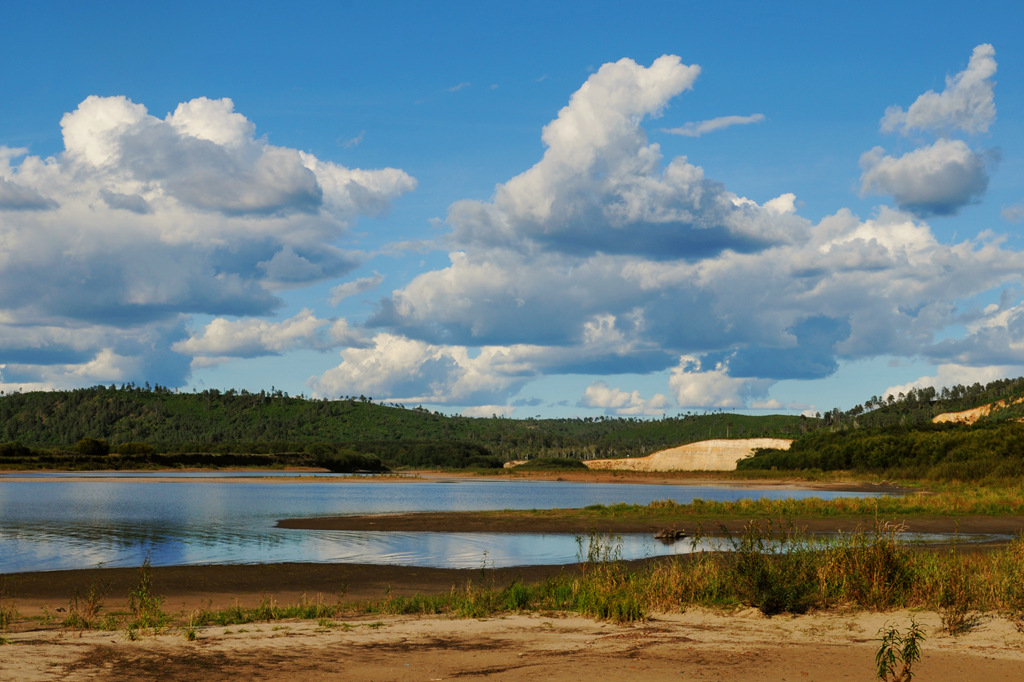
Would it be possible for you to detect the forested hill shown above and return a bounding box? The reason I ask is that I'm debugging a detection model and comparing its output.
[820,376,1024,428]
[739,376,1024,482]
[0,385,805,461]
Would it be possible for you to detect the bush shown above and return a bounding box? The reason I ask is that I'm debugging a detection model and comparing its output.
[116,442,155,455]
[75,437,110,457]
[0,441,30,459]
[513,457,587,471]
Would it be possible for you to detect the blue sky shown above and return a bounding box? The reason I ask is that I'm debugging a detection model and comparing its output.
[2,1,1024,418]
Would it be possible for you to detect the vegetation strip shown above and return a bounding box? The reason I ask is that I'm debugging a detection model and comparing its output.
[3,523,1024,636]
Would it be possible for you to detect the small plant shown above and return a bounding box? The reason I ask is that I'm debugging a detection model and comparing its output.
[316,617,338,630]
[126,555,167,632]
[875,619,925,682]
[0,591,19,631]
[937,538,976,636]
[183,610,201,641]
[575,530,623,567]
[253,595,280,621]
[63,582,108,630]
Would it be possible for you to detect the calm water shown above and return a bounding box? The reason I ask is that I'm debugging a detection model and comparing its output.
[0,474,885,573]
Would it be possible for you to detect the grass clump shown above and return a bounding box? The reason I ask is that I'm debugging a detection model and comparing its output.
[126,556,168,632]
[0,590,19,631]
[62,582,109,630]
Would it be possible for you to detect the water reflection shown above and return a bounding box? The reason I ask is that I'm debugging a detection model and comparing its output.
[0,475,890,573]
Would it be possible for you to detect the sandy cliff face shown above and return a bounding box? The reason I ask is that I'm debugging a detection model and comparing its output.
[582,438,792,472]
[931,397,1024,424]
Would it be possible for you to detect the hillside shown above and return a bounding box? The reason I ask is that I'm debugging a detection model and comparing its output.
[737,376,1024,482]
[0,385,806,466]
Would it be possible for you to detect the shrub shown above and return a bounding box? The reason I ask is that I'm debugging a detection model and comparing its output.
[116,442,155,455]
[76,437,110,457]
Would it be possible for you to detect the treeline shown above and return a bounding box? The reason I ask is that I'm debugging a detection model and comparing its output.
[738,421,1024,482]
[0,385,807,465]
[820,376,1024,429]
[0,440,388,473]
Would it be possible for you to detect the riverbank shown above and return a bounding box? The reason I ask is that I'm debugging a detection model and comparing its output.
[0,467,902,492]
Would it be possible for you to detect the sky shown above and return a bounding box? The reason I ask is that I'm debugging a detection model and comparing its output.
[2,1,1024,419]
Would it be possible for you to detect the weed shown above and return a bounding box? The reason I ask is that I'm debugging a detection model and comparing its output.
[875,619,925,682]
[183,610,201,641]
[0,593,19,631]
[316,617,337,630]
[936,536,976,636]
[254,595,280,621]
[502,581,532,612]
[126,555,167,632]
[63,582,109,630]
[730,519,816,616]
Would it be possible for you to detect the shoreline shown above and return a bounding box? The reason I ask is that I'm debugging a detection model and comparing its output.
[0,467,906,492]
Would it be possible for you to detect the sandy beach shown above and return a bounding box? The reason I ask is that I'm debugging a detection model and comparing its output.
[4,603,1024,681]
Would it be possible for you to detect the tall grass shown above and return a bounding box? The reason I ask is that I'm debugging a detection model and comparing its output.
[570,483,1024,520]
[9,528,1024,632]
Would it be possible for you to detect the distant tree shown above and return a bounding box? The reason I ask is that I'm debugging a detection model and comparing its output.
[76,437,110,457]
[0,441,30,458]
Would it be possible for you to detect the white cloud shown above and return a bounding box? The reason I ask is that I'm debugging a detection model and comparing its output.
[0,176,57,210]
[173,309,366,360]
[881,44,996,135]
[669,356,772,408]
[443,55,790,258]
[859,139,990,216]
[310,334,532,404]
[661,113,765,137]
[349,53,1024,411]
[329,273,385,305]
[884,363,1016,401]
[461,404,516,418]
[0,95,415,390]
[579,380,668,416]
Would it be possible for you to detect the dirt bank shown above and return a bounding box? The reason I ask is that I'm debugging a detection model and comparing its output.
[583,438,792,472]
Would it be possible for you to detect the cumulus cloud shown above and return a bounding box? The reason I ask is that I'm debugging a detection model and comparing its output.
[661,113,765,137]
[325,52,1024,412]
[669,356,773,409]
[0,176,58,210]
[310,334,531,404]
[173,309,367,362]
[441,55,800,259]
[881,44,996,135]
[884,363,1016,401]
[579,380,668,416]
[0,95,415,390]
[461,404,516,418]
[859,139,991,216]
[864,46,998,217]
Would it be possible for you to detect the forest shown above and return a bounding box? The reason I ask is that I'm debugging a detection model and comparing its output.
[0,383,803,470]
[3,376,1024,475]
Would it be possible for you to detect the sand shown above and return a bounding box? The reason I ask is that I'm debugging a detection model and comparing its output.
[584,438,793,472]
[3,608,1024,681]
